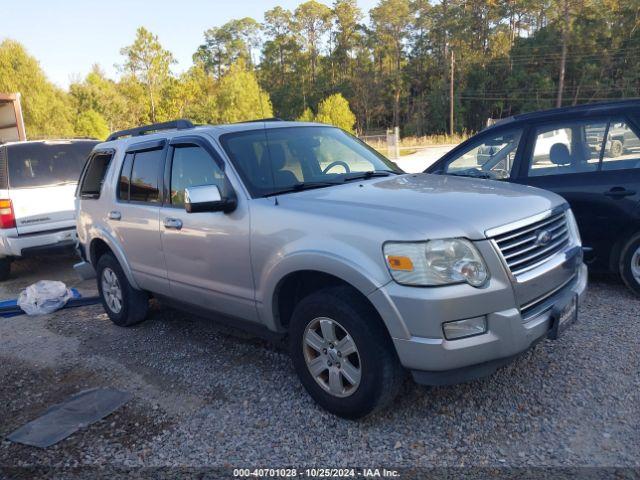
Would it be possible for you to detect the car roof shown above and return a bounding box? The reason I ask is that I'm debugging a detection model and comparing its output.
[94,121,330,151]
[488,99,640,131]
[2,138,100,147]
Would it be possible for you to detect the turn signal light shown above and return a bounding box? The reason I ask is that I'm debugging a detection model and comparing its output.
[386,255,414,271]
[0,199,16,229]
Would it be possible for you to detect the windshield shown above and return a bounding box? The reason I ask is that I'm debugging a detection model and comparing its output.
[220,126,402,197]
[7,142,97,189]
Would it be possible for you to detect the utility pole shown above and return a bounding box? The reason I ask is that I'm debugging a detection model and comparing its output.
[449,49,455,136]
[556,0,569,107]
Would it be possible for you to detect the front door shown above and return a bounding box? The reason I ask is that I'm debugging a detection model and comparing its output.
[515,116,640,269]
[159,137,257,321]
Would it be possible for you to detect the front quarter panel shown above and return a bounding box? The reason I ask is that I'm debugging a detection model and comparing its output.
[250,198,397,332]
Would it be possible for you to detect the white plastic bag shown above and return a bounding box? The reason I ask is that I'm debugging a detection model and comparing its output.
[17,280,72,316]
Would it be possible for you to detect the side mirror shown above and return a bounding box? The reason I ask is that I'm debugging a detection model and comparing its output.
[184,185,236,214]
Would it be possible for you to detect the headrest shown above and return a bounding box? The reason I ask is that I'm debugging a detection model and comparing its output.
[549,143,571,166]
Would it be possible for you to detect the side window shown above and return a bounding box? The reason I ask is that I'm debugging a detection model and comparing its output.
[600,120,640,171]
[170,145,225,207]
[528,120,607,177]
[79,152,113,198]
[118,149,163,203]
[118,153,134,201]
[130,149,163,203]
[445,129,522,179]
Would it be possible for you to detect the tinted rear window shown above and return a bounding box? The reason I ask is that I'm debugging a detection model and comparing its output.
[118,149,163,203]
[6,142,96,189]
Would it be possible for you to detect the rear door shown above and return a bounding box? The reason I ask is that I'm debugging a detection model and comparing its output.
[110,140,170,295]
[6,141,97,234]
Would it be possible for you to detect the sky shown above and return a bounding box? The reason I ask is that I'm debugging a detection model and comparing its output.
[2,0,379,90]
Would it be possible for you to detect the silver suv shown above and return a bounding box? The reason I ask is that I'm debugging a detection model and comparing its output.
[75,119,587,418]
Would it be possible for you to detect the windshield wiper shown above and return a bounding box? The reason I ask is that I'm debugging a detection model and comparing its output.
[449,170,493,180]
[264,181,340,197]
[263,170,399,197]
[341,170,393,182]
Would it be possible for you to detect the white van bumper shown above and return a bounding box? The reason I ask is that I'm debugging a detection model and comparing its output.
[0,227,77,258]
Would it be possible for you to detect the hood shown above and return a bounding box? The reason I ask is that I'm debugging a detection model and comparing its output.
[277,173,565,240]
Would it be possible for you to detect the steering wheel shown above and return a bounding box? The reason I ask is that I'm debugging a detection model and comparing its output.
[322,161,351,174]
[491,168,510,179]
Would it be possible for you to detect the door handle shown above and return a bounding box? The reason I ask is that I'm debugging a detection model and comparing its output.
[108,211,121,221]
[604,187,636,198]
[163,218,183,230]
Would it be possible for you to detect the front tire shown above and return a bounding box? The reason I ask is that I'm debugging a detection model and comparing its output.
[619,233,640,296]
[289,286,403,419]
[96,253,149,326]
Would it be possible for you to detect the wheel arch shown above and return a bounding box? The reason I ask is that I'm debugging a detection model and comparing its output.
[609,226,640,274]
[88,229,140,290]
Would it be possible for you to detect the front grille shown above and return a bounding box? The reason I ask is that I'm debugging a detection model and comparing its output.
[492,211,570,277]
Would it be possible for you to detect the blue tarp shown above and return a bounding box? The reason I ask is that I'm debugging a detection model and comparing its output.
[0,288,100,317]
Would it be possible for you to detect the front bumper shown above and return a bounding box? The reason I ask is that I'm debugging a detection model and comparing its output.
[374,258,587,386]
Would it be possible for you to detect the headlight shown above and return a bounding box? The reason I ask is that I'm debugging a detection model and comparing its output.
[384,239,489,287]
[565,208,581,246]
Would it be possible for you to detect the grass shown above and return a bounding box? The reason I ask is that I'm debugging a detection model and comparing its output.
[364,132,471,152]
[399,131,471,147]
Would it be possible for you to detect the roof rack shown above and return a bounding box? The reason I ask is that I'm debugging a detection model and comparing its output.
[106,119,194,142]
[233,117,284,124]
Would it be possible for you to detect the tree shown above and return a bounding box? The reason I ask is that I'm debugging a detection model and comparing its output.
[195,18,261,78]
[74,109,109,139]
[332,0,363,76]
[297,107,315,122]
[216,61,273,123]
[0,39,75,138]
[263,7,296,85]
[315,93,356,132]
[370,0,412,128]
[178,64,218,124]
[294,1,332,85]
[69,65,128,131]
[119,27,175,122]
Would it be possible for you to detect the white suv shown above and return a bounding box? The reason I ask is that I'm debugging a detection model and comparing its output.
[0,139,98,280]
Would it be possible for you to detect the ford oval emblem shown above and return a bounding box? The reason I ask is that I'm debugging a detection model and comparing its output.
[535,229,553,246]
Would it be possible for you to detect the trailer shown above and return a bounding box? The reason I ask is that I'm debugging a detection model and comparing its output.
[0,93,27,143]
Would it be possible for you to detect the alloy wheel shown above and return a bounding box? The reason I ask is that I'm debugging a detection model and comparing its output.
[632,246,640,285]
[303,317,361,398]
[101,267,123,314]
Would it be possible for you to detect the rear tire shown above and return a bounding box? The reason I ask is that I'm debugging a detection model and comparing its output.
[619,233,640,296]
[609,139,623,158]
[0,258,10,281]
[96,253,148,326]
[289,286,404,419]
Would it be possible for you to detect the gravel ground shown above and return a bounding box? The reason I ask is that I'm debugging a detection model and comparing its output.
[0,256,638,474]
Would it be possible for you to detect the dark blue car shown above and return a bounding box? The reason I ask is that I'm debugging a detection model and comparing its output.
[426,99,640,295]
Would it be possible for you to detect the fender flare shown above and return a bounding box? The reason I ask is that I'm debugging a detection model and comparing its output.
[88,227,141,290]
[259,250,404,334]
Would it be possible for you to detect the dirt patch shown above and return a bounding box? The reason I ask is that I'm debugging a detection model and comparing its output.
[0,356,172,467]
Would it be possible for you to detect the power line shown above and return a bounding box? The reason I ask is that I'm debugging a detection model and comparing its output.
[465,86,639,94]
[458,95,640,101]
[504,46,640,59]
